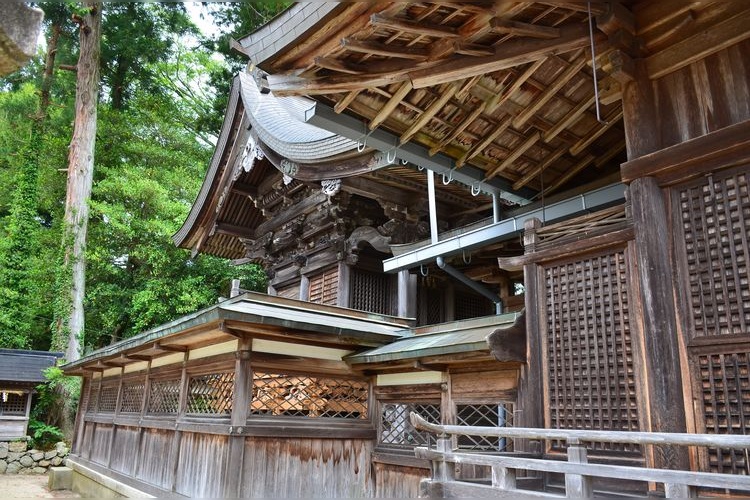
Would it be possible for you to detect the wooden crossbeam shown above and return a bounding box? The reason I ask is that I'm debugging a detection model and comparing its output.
[488,58,546,113]
[511,56,587,130]
[542,94,596,143]
[408,23,596,88]
[645,9,750,80]
[214,222,255,240]
[542,153,596,194]
[486,131,541,179]
[457,116,512,168]
[429,102,487,156]
[490,19,560,39]
[370,13,460,38]
[334,90,361,114]
[512,145,567,191]
[369,81,412,130]
[230,182,258,199]
[569,108,623,156]
[454,42,494,57]
[268,72,409,96]
[341,37,430,60]
[400,81,461,144]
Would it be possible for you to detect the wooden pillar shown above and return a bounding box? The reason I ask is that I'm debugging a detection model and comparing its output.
[71,375,90,455]
[133,359,151,478]
[397,270,417,318]
[517,219,544,451]
[226,337,252,497]
[169,352,189,492]
[299,274,310,301]
[106,367,124,468]
[337,261,351,308]
[622,61,661,160]
[629,177,689,471]
[85,373,103,460]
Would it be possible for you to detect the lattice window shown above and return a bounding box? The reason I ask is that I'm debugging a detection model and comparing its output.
[379,402,441,448]
[350,268,393,315]
[147,379,181,415]
[678,171,750,337]
[87,384,100,413]
[0,391,27,416]
[417,278,445,326]
[309,267,338,305]
[456,403,514,452]
[98,385,119,413]
[119,381,144,414]
[698,351,750,474]
[544,250,640,453]
[455,291,494,321]
[186,372,234,416]
[250,372,368,419]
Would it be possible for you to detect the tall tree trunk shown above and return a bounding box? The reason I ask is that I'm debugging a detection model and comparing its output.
[40,23,61,115]
[53,2,101,362]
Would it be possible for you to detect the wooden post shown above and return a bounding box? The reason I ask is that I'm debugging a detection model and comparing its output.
[565,439,592,497]
[397,270,416,318]
[299,274,310,301]
[85,374,102,460]
[226,338,252,497]
[629,177,690,472]
[169,352,189,492]
[434,436,455,483]
[337,261,351,308]
[71,375,90,455]
[491,465,516,491]
[106,367,124,468]
[621,60,661,160]
[517,218,544,452]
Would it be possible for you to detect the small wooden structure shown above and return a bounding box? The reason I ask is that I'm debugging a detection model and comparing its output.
[64,0,750,497]
[0,349,61,440]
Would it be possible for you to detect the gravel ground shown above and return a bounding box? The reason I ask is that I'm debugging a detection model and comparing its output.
[1,474,80,498]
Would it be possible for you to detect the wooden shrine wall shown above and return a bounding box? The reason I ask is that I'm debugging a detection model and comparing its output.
[671,167,750,474]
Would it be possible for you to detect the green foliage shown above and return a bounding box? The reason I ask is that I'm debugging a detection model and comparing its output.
[31,366,81,424]
[28,419,66,450]
[0,3,268,354]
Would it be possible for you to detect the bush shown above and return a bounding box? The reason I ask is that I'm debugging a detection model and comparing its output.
[30,366,80,439]
[28,419,65,450]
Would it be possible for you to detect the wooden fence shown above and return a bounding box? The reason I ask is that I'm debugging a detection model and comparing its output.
[410,413,750,498]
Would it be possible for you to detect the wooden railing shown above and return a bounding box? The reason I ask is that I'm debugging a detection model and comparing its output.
[410,413,750,498]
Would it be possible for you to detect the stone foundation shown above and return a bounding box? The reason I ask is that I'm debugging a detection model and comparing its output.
[0,440,69,474]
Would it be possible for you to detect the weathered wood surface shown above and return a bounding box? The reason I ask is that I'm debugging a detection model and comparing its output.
[109,425,139,476]
[137,428,176,490]
[175,432,231,498]
[240,437,373,498]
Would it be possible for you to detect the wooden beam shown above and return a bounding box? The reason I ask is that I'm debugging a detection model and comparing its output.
[230,182,257,199]
[458,116,512,168]
[512,56,587,130]
[490,19,560,39]
[606,50,635,85]
[334,90,361,114]
[595,2,635,36]
[512,145,567,191]
[454,42,494,57]
[314,56,363,75]
[646,9,750,80]
[568,108,623,156]
[486,132,541,179]
[489,58,547,113]
[409,23,596,88]
[400,81,461,144]
[341,37,430,61]
[153,342,188,353]
[370,13,460,38]
[543,94,596,143]
[369,80,412,130]
[268,72,409,96]
[214,222,255,240]
[429,102,487,156]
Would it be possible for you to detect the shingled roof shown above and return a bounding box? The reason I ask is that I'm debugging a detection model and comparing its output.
[0,349,62,384]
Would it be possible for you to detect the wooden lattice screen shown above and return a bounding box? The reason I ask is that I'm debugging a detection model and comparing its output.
[308,267,338,305]
[675,167,750,474]
[543,249,640,453]
[350,268,393,315]
[0,392,27,416]
[455,290,494,320]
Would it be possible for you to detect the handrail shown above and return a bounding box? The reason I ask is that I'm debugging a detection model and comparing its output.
[410,412,750,448]
[409,412,750,498]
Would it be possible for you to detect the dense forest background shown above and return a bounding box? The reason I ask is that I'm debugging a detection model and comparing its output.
[0,3,288,354]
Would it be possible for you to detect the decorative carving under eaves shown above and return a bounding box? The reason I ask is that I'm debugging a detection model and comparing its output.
[280,159,299,178]
[321,178,341,197]
[271,219,304,249]
[239,232,273,265]
[347,226,392,254]
[378,219,430,244]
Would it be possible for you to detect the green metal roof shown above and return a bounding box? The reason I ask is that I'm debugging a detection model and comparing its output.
[345,312,520,365]
[63,292,409,372]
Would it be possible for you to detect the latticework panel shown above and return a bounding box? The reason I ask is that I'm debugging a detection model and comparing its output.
[698,351,750,474]
[0,392,27,416]
[147,379,181,415]
[250,372,368,419]
[455,291,493,321]
[544,250,640,453]
[678,171,750,337]
[87,384,99,413]
[456,403,514,452]
[417,279,445,326]
[350,268,393,315]
[119,381,144,414]
[98,385,119,413]
[379,402,441,448]
[187,372,234,415]
[309,267,338,305]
